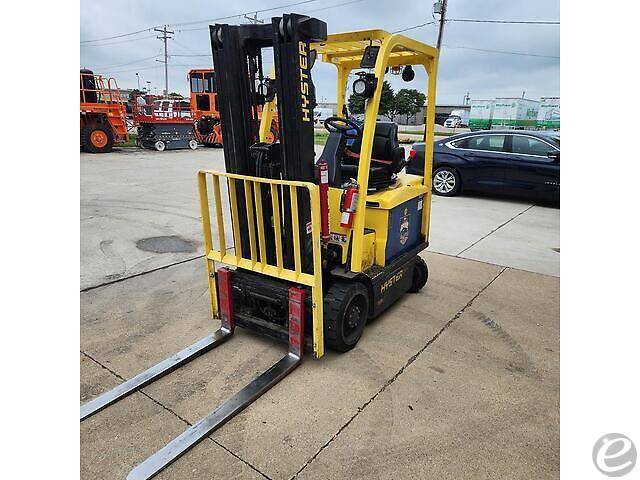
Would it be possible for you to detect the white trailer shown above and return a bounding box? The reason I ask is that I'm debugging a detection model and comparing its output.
[491,98,540,129]
[536,97,560,130]
[443,108,470,128]
[469,100,494,130]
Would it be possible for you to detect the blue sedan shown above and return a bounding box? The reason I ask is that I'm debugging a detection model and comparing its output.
[406,130,560,202]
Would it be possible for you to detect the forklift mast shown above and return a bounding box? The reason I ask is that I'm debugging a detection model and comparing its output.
[210,14,327,270]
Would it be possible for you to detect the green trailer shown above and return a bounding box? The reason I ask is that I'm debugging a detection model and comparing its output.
[469,99,494,130]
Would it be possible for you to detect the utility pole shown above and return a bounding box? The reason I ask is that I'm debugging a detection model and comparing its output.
[435,0,448,50]
[154,26,174,98]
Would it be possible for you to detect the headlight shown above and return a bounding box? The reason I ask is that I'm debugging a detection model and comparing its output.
[353,79,367,95]
[352,72,376,98]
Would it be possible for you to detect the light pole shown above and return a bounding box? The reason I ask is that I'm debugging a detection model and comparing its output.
[136,72,140,90]
[146,81,152,94]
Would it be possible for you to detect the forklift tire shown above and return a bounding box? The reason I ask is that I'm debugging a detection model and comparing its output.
[82,124,114,153]
[323,281,369,352]
[408,256,429,293]
[154,140,166,152]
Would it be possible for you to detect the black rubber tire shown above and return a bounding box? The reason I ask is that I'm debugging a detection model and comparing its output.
[323,281,369,352]
[408,256,429,293]
[82,123,114,153]
[432,166,461,197]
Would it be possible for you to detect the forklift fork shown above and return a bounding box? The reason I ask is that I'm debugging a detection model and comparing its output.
[80,268,236,422]
[127,284,306,480]
[80,268,306,480]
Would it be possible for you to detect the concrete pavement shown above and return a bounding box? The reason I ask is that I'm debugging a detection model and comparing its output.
[81,147,558,291]
[80,146,559,478]
[81,252,558,479]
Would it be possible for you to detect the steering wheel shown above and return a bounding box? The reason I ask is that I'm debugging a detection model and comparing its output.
[324,116,362,140]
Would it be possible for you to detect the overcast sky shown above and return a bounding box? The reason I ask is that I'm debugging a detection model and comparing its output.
[80,0,559,104]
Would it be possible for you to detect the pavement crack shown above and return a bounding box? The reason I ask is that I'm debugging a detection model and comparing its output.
[80,350,273,480]
[457,203,536,256]
[290,266,507,479]
[80,255,204,293]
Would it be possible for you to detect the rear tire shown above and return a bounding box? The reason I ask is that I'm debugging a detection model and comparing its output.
[188,139,198,150]
[408,256,429,293]
[324,281,369,352]
[82,124,114,153]
[154,140,166,152]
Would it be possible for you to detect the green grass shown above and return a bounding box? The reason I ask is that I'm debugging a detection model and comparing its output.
[121,133,138,147]
[314,132,329,145]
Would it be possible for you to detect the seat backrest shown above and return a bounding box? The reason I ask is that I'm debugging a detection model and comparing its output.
[349,121,399,161]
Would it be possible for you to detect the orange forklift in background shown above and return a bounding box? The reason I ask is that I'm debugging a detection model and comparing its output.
[80,69,128,153]
[189,68,279,146]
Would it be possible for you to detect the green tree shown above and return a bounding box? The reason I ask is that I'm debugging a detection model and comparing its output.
[168,92,183,99]
[128,89,145,102]
[394,88,426,119]
[377,81,396,120]
[347,80,395,118]
[347,91,365,115]
[346,81,424,122]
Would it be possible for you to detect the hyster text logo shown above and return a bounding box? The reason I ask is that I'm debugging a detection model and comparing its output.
[592,433,637,477]
[380,271,404,294]
[298,41,311,122]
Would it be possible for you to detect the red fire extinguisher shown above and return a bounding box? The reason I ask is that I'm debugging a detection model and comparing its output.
[340,180,359,229]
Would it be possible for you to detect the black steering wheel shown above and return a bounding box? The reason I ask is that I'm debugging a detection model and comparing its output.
[324,116,362,140]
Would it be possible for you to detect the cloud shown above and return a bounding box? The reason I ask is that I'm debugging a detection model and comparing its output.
[81,0,559,104]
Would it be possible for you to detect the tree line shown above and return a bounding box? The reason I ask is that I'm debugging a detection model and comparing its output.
[348,81,426,122]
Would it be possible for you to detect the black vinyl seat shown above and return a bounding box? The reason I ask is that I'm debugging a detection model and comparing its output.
[341,122,405,190]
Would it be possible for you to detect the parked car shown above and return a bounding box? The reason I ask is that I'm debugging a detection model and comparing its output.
[406,130,560,202]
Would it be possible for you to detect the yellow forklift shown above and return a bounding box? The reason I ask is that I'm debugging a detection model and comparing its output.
[80,14,438,480]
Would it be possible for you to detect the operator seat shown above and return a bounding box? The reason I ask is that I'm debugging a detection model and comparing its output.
[341,122,406,191]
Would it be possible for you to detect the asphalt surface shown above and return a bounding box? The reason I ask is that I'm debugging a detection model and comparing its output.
[80,146,559,479]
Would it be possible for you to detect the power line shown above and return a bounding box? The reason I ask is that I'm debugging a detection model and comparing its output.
[80,0,320,43]
[93,54,162,70]
[80,34,158,48]
[392,21,436,34]
[299,0,364,14]
[101,64,163,75]
[171,0,318,28]
[448,18,560,25]
[444,44,559,59]
[81,27,154,44]
[177,0,360,32]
